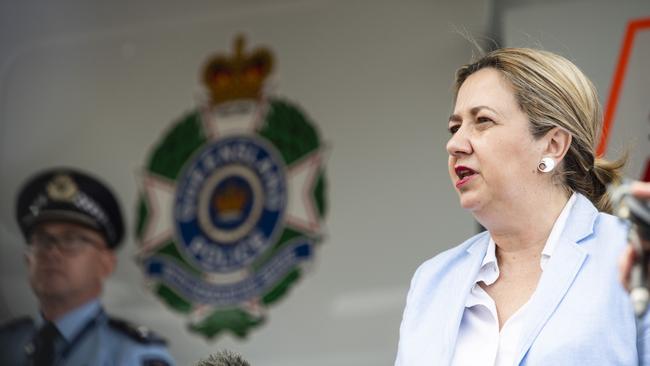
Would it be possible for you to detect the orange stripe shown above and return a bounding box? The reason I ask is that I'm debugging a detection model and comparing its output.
[598,17,650,156]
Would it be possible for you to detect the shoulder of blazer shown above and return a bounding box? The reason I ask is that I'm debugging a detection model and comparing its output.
[416,230,489,273]
[408,230,489,293]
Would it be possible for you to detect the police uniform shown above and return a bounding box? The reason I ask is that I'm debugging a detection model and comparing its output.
[0,168,175,366]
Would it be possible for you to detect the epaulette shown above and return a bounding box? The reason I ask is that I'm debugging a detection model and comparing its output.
[0,316,34,332]
[107,317,167,345]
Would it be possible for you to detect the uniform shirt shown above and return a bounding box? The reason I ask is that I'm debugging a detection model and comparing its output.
[0,299,175,366]
[451,193,577,365]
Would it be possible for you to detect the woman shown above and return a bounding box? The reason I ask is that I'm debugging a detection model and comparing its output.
[395,48,649,365]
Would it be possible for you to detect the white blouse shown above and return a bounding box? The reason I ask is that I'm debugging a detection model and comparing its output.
[450,193,578,366]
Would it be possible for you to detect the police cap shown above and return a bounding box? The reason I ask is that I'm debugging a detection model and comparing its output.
[15,168,125,249]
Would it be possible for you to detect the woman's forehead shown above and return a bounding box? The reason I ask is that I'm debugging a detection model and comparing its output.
[454,68,517,114]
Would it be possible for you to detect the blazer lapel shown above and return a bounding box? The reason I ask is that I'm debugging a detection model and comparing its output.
[514,194,597,364]
[439,237,489,364]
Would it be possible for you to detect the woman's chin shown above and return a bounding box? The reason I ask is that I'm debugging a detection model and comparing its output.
[458,191,483,211]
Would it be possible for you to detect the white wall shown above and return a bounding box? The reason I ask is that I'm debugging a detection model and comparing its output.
[0,1,488,365]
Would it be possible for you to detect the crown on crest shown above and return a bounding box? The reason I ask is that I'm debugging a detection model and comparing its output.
[213,183,249,215]
[202,35,274,105]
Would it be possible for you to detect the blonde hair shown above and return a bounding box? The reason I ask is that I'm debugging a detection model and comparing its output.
[454,48,624,213]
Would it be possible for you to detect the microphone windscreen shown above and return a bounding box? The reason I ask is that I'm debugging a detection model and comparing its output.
[195,350,251,366]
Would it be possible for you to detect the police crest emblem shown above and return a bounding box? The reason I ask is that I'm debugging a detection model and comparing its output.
[136,36,327,338]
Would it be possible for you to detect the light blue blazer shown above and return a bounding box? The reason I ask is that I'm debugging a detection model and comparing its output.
[396,194,650,365]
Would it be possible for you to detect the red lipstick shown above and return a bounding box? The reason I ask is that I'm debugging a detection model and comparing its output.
[454,166,477,188]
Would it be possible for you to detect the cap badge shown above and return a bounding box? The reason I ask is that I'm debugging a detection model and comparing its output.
[46,174,78,202]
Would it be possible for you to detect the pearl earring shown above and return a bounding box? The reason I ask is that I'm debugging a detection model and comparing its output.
[538,157,555,173]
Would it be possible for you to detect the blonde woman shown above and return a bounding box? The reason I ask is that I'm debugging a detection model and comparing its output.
[396,48,649,365]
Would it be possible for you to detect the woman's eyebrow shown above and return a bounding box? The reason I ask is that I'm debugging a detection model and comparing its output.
[449,105,499,123]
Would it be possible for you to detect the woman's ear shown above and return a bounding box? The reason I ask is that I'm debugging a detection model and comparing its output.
[543,127,572,161]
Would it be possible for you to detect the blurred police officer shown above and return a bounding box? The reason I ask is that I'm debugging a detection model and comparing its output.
[0,167,175,365]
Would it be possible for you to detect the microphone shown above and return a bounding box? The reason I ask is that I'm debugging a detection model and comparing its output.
[195,350,251,366]
[611,181,650,317]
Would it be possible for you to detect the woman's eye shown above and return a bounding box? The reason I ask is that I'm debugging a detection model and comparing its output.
[477,116,493,123]
[448,124,460,134]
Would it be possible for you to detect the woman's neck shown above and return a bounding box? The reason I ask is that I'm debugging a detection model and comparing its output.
[480,189,571,265]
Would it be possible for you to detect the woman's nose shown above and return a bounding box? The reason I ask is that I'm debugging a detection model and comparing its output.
[446,126,472,156]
